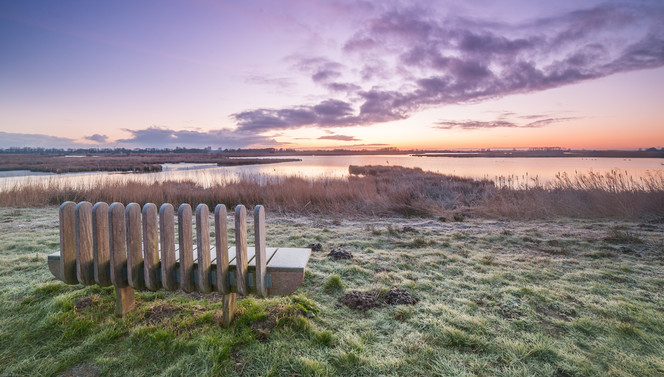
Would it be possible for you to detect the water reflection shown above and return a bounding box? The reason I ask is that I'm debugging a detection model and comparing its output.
[0,156,662,190]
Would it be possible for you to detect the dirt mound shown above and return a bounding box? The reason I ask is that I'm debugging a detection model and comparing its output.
[339,290,382,310]
[328,248,353,260]
[74,296,97,311]
[384,288,419,305]
[308,243,323,251]
[339,289,419,310]
[145,304,181,324]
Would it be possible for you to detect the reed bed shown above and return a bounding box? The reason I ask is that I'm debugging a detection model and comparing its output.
[1,165,662,219]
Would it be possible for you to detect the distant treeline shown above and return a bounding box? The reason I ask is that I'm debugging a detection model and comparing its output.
[0,146,662,158]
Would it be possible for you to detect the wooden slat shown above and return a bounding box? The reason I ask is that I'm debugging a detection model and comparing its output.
[92,202,111,286]
[266,248,312,271]
[228,246,255,265]
[253,205,267,297]
[109,202,127,288]
[234,205,249,296]
[142,203,161,291]
[59,201,77,284]
[160,203,177,291]
[126,203,144,290]
[178,204,194,292]
[215,204,230,294]
[75,201,94,285]
[196,204,212,293]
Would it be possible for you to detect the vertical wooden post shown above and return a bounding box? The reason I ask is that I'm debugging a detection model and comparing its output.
[178,204,194,293]
[254,205,267,297]
[234,205,249,296]
[196,204,212,293]
[75,201,94,285]
[142,203,161,291]
[115,286,135,316]
[92,202,111,286]
[160,203,177,291]
[126,203,144,290]
[222,292,236,328]
[59,201,77,284]
[109,202,134,316]
[215,204,230,294]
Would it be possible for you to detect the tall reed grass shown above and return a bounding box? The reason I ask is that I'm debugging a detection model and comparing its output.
[1,166,662,219]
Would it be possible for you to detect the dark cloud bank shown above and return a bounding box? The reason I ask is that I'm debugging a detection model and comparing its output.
[235,2,664,133]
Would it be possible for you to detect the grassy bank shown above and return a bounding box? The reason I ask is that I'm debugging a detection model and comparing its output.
[1,206,663,376]
[1,166,663,219]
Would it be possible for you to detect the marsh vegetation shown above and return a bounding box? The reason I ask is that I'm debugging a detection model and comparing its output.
[1,165,662,219]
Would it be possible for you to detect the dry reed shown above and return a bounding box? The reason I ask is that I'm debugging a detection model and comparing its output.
[1,166,662,219]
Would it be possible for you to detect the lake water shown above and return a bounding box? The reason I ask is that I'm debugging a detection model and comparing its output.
[0,155,662,190]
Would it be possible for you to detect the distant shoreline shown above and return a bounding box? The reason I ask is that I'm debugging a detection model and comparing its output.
[0,153,301,174]
[411,150,664,159]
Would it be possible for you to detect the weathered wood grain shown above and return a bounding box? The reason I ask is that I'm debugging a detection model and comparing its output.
[254,205,267,297]
[178,204,194,292]
[234,205,249,296]
[196,204,212,293]
[59,201,77,284]
[142,203,161,291]
[92,202,111,286]
[75,201,94,285]
[115,286,135,316]
[160,203,177,291]
[215,204,230,294]
[126,203,144,290]
[109,202,128,288]
[222,292,237,328]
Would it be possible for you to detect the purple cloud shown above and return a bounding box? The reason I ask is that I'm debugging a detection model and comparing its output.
[233,2,664,133]
[0,131,77,149]
[318,134,359,141]
[116,126,278,148]
[435,115,578,130]
[84,134,108,143]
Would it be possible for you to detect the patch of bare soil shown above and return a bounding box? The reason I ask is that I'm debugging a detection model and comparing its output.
[145,304,182,325]
[384,288,420,305]
[74,296,97,311]
[250,305,286,341]
[328,248,353,260]
[307,242,323,251]
[339,289,419,310]
[184,291,225,303]
[60,362,101,377]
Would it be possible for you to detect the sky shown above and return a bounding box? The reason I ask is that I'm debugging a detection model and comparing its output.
[1,0,663,150]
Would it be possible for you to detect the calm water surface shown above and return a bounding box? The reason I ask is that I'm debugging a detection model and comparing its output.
[1,155,662,189]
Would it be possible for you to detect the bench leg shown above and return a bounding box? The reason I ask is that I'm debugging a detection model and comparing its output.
[115,286,136,316]
[222,293,237,328]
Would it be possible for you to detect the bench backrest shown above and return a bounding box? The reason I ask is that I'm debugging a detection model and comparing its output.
[52,201,302,297]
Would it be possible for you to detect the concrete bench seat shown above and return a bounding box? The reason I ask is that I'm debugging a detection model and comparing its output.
[48,201,311,326]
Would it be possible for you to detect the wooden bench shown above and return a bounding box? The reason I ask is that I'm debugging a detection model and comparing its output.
[47,201,311,326]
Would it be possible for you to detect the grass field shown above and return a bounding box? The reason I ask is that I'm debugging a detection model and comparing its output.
[1,206,663,376]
